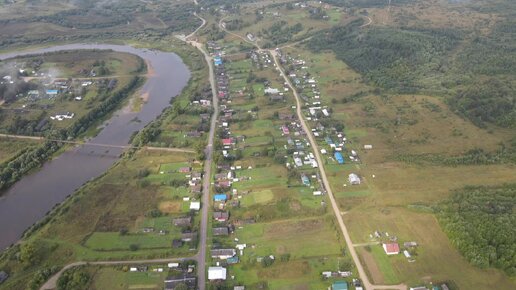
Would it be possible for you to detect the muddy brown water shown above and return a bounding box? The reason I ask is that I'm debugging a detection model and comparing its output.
[0,44,190,249]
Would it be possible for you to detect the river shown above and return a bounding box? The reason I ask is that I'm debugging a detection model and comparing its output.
[0,44,191,250]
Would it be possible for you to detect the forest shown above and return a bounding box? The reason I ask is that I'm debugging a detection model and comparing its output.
[437,184,516,275]
[307,19,461,93]
[449,78,515,128]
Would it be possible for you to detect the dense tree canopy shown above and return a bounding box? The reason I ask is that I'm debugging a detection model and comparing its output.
[437,184,516,275]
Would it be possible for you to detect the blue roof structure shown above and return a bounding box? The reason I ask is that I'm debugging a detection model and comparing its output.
[214,56,222,66]
[301,175,310,186]
[46,90,58,94]
[214,194,227,202]
[227,256,239,264]
[332,281,348,290]
[334,152,344,164]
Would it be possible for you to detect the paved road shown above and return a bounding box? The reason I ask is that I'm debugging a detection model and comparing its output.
[270,51,406,290]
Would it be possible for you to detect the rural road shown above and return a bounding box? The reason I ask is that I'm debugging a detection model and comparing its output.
[269,51,406,290]
[186,7,218,290]
[187,34,220,290]
[40,256,195,290]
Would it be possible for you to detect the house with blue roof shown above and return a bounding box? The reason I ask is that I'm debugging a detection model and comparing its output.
[301,175,310,186]
[334,152,345,164]
[214,56,223,66]
[332,281,348,290]
[214,194,227,202]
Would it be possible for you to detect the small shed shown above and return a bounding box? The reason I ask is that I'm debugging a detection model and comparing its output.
[190,201,201,211]
[348,173,361,185]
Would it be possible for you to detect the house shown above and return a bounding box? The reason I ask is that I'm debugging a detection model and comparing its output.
[264,87,280,94]
[173,216,192,227]
[234,287,245,290]
[190,201,200,211]
[214,194,227,202]
[332,281,348,290]
[172,239,183,248]
[348,173,361,185]
[213,227,229,236]
[208,266,227,280]
[50,112,74,121]
[404,241,418,247]
[409,287,427,290]
[164,276,196,290]
[403,250,411,258]
[186,131,202,138]
[211,248,236,259]
[364,144,373,150]
[222,138,234,146]
[383,243,400,255]
[227,256,239,264]
[190,184,202,194]
[214,56,223,66]
[269,94,284,101]
[301,175,310,186]
[334,152,344,164]
[46,89,59,96]
[0,271,8,284]
[213,211,229,222]
[181,232,197,242]
[281,125,290,135]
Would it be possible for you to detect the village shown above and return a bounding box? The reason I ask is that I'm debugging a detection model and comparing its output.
[0,50,138,135]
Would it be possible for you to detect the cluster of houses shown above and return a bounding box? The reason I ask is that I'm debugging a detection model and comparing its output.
[249,50,273,69]
[276,48,367,186]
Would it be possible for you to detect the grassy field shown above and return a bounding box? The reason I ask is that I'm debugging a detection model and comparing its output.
[0,138,39,162]
[91,267,167,290]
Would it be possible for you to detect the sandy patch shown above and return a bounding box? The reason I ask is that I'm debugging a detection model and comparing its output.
[145,59,156,77]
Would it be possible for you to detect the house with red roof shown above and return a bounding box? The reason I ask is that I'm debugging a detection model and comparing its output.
[382,243,400,255]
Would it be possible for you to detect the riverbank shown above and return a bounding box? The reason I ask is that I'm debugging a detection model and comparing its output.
[0,42,191,248]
